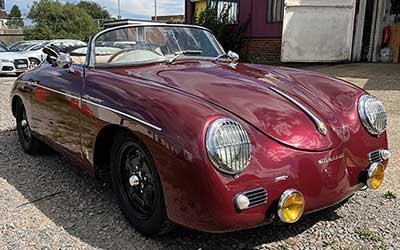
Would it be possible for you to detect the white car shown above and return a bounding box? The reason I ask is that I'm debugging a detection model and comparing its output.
[9,39,87,68]
[0,44,30,75]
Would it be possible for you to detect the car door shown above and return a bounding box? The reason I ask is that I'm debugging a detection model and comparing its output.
[28,62,84,161]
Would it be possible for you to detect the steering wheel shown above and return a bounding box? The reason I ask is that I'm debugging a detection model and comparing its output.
[107,48,136,63]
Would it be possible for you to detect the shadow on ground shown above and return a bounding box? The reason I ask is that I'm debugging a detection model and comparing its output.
[0,131,343,250]
[298,63,400,91]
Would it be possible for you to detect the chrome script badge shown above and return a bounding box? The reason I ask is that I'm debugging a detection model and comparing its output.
[318,153,345,165]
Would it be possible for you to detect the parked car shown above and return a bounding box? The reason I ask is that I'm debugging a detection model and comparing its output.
[0,43,30,75]
[8,40,48,52]
[7,40,24,50]
[10,24,389,236]
[8,39,86,68]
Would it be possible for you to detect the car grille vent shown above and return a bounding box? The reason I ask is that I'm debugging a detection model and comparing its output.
[368,150,382,163]
[243,188,268,208]
[13,59,29,69]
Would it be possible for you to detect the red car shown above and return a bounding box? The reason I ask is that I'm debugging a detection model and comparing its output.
[10,24,389,235]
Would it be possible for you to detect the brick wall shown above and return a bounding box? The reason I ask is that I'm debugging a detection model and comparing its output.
[0,28,24,45]
[240,38,282,63]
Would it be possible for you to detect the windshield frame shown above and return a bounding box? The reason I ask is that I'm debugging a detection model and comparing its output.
[87,23,225,68]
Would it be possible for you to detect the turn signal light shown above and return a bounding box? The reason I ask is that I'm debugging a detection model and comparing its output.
[367,163,385,190]
[277,189,305,223]
[380,149,391,161]
[234,194,250,211]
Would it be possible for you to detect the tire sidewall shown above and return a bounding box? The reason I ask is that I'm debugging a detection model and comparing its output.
[16,102,32,152]
[110,132,168,235]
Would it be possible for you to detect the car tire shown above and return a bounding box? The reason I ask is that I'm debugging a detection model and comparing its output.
[29,58,41,69]
[16,101,46,155]
[110,131,175,236]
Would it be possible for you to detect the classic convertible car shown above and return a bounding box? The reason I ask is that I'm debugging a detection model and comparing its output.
[10,23,390,235]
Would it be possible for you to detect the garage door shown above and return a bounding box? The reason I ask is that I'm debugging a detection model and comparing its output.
[281,0,356,62]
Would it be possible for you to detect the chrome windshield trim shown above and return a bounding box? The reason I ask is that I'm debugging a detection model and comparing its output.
[27,81,162,132]
[269,87,328,136]
[87,23,222,67]
[82,99,162,132]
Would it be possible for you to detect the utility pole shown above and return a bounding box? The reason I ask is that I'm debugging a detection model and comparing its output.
[154,0,157,21]
[118,0,121,19]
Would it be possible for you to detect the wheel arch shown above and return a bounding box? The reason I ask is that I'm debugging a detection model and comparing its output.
[28,57,41,63]
[93,123,149,179]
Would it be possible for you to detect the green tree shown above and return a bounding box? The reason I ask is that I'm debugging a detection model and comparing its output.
[8,5,24,28]
[77,1,110,20]
[77,1,111,28]
[194,1,241,52]
[24,0,98,41]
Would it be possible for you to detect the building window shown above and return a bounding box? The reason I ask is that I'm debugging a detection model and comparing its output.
[267,0,284,23]
[209,0,239,23]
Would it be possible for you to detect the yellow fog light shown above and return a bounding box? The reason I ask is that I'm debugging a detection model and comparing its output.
[367,163,385,190]
[277,189,305,223]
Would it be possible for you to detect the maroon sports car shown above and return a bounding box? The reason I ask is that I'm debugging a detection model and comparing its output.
[10,24,389,235]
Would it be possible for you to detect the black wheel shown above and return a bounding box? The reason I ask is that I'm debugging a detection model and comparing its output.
[16,101,45,155]
[110,132,174,236]
[29,58,41,69]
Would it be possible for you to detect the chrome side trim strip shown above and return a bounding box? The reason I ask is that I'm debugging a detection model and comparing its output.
[81,99,162,132]
[28,81,162,132]
[269,87,328,136]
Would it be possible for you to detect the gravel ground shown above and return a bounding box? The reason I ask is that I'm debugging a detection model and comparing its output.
[0,64,399,250]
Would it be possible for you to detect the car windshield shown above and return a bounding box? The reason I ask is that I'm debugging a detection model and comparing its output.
[10,42,33,51]
[93,25,224,65]
[25,41,48,51]
[0,44,9,52]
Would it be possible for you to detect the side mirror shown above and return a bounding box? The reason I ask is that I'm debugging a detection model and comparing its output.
[56,54,72,68]
[227,50,239,62]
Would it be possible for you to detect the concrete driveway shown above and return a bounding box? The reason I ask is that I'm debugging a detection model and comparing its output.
[0,63,399,249]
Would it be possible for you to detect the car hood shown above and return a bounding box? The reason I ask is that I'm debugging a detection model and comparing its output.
[0,52,29,60]
[108,61,364,151]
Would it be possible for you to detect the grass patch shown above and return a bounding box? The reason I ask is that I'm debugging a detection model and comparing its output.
[356,229,382,242]
[383,191,397,200]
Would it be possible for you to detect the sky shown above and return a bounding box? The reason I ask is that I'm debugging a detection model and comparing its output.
[5,0,185,20]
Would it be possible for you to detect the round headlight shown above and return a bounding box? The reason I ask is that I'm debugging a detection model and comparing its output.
[277,189,305,223]
[206,118,252,175]
[358,95,387,135]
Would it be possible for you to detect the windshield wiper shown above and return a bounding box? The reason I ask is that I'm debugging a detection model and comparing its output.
[167,50,202,64]
[213,53,231,62]
[213,51,239,62]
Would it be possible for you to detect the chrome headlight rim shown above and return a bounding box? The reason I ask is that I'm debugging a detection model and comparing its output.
[206,118,252,175]
[277,189,305,224]
[358,94,387,136]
